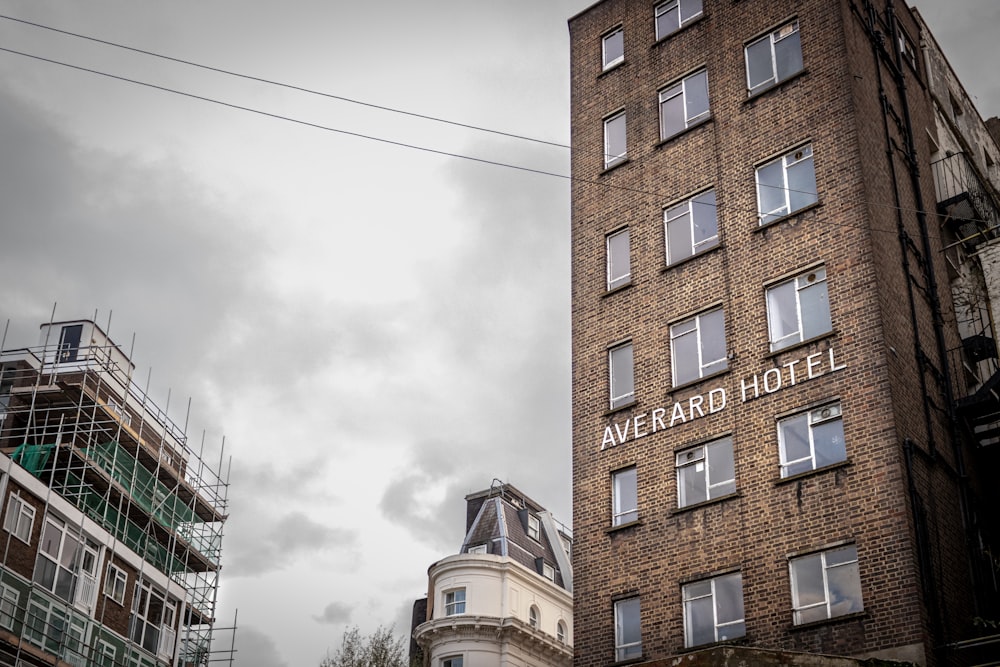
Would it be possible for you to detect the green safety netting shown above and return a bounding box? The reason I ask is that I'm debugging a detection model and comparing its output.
[11,442,54,474]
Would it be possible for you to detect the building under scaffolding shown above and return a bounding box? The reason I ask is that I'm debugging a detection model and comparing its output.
[0,319,231,667]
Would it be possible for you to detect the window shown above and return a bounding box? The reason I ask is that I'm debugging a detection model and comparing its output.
[33,515,100,611]
[96,641,116,667]
[604,112,627,168]
[779,403,846,477]
[543,563,555,581]
[683,573,745,647]
[606,228,631,290]
[4,492,35,544]
[612,466,638,526]
[105,563,128,605]
[0,584,18,631]
[665,189,718,265]
[756,144,816,224]
[602,27,624,70]
[442,657,463,667]
[897,24,918,72]
[766,266,831,351]
[659,70,710,140]
[445,589,466,616]
[467,544,487,555]
[670,308,727,386]
[557,620,567,643]
[24,595,87,664]
[529,605,540,629]
[676,437,736,507]
[130,580,177,657]
[609,342,635,409]
[745,21,803,95]
[614,597,642,661]
[527,514,541,540]
[655,0,703,39]
[789,545,863,624]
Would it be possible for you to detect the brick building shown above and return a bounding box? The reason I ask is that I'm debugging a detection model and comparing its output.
[0,320,230,667]
[568,1,1000,666]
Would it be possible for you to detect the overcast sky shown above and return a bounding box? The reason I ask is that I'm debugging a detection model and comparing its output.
[0,2,997,666]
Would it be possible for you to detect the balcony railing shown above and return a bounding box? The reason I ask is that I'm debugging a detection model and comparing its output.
[932,152,1000,249]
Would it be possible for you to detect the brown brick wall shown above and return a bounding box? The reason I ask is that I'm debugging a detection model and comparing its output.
[570,1,982,666]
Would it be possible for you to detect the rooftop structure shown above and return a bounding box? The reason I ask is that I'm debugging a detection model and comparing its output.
[0,319,231,667]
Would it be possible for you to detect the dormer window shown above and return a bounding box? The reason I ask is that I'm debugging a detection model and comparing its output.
[467,544,487,555]
[527,514,540,540]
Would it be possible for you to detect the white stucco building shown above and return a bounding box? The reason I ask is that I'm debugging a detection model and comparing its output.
[412,483,573,667]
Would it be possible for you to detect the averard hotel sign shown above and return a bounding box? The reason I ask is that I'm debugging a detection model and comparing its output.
[600,345,846,451]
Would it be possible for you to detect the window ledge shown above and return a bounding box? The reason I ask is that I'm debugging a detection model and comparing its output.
[672,492,740,515]
[765,330,837,360]
[676,637,748,654]
[655,116,713,149]
[599,61,626,78]
[668,367,730,395]
[745,69,808,103]
[601,158,630,175]
[788,611,867,632]
[606,519,644,535]
[774,459,852,486]
[662,243,722,272]
[754,201,822,232]
[602,282,633,298]
[603,400,637,417]
[610,656,646,667]
[652,13,708,46]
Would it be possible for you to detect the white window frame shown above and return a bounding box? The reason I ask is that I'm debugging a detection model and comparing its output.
[542,563,555,581]
[665,189,718,265]
[96,640,117,667]
[130,579,176,657]
[609,342,635,409]
[606,228,631,290]
[529,605,540,629]
[602,27,624,70]
[614,596,642,661]
[789,545,863,624]
[676,437,736,508]
[604,111,627,168]
[0,584,18,631]
[745,20,803,95]
[557,620,567,643]
[659,69,710,140]
[756,143,817,224]
[442,657,463,667]
[467,544,487,555]
[682,573,745,647]
[655,0,703,40]
[778,402,846,477]
[527,514,540,541]
[444,588,466,616]
[612,466,638,526]
[105,563,128,605]
[34,515,99,612]
[766,266,831,351]
[670,307,727,386]
[4,492,35,544]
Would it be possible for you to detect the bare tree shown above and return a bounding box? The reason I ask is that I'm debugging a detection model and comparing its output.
[321,625,407,667]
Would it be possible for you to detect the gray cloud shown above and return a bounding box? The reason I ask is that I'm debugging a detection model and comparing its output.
[225,510,358,578]
[313,601,354,626]
[220,625,288,667]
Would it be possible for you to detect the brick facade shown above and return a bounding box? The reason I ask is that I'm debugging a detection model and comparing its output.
[569,1,997,666]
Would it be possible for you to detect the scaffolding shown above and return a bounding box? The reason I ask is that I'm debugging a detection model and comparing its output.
[0,319,232,667]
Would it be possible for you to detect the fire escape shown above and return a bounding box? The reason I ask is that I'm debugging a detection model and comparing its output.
[935,151,1000,449]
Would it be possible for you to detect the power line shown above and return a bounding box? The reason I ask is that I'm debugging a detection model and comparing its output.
[0,45,993,247]
[0,13,572,150]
